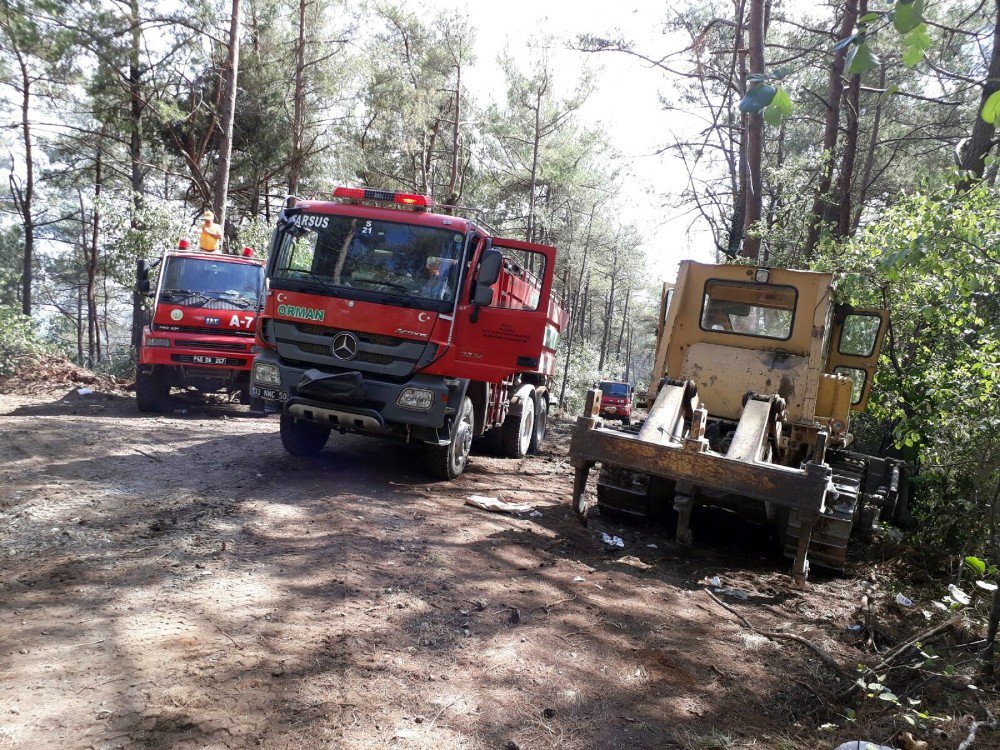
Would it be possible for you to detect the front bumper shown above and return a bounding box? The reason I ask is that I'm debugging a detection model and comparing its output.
[139,328,255,372]
[252,348,460,436]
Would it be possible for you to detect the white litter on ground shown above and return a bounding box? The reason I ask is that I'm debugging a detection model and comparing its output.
[600,533,625,548]
[76,388,93,395]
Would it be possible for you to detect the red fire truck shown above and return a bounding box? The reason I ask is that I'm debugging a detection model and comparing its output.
[251,187,568,478]
[597,380,634,424]
[134,243,266,412]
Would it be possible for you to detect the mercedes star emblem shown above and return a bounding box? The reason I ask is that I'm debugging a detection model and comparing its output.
[331,331,359,360]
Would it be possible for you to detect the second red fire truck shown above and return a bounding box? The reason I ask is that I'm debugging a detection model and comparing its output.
[135,242,265,412]
[251,187,567,478]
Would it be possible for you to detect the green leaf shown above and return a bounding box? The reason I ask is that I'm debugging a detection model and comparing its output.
[893,0,924,34]
[739,83,777,114]
[859,11,882,24]
[846,42,880,75]
[983,90,1000,126]
[964,556,987,575]
[903,23,932,67]
[763,88,792,126]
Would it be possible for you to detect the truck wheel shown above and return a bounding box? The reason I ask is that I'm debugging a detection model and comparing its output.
[279,414,330,457]
[529,394,548,454]
[501,394,534,458]
[135,369,169,413]
[428,397,474,480]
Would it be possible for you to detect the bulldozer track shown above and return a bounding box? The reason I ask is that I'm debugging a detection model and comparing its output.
[783,454,866,571]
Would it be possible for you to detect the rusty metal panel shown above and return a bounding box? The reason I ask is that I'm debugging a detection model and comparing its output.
[679,343,809,422]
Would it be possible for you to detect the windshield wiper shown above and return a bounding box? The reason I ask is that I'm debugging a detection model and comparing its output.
[352,277,413,294]
[275,267,342,295]
[160,288,209,303]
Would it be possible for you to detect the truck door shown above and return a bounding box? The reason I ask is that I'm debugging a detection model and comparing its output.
[450,237,557,382]
[825,307,889,410]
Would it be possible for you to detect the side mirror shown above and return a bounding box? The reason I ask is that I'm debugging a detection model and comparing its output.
[469,247,503,322]
[477,248,503,286]
[473,284,494,307]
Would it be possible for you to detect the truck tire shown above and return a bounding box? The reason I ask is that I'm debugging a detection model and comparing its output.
[428,397,474,480]
[529,394,548,454]
[501,393,534,458]
[135,368,169,413]
[279,414,330,457]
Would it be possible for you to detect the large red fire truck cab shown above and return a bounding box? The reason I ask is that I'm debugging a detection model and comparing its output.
[252,187,568,478]
[135,245,265,412]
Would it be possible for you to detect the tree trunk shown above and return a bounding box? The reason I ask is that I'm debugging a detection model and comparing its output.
[616,286,630,354]
[960,0,1000,179]
[742,0,765,262]
[288,0,307,196]
[835,0,865,239]
[88,142,103,362]
[727,0,748,257]
[15,50,34,316]
[128,0,144,226]
[525,80,546,243]
[853,62,886,232]
[447,56,462,200]
[212,0,242,238]
[804,0,858,255]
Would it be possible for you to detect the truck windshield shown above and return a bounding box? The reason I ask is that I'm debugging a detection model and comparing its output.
[599,382,630,397]
[159,257,263,309]
[272,214,466,307]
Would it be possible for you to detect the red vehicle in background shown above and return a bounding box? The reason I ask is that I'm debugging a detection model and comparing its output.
[251,187,568,478]
[134,243,265,412]
[598,380,634,424]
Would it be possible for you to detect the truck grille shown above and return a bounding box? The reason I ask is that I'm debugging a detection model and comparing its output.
[175,339,249,352]
[273,321,434,379]
[293,323,405,347]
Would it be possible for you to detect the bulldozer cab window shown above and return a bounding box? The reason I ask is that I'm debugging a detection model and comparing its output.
[700,280,796,340]
[838,313,881,357]
[834,366,867,404]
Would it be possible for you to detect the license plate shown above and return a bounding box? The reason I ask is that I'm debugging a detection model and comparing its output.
[251,385,287,401]
[193,355,228,365]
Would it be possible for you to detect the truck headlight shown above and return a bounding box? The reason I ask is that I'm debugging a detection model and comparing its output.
[396,387,434,411]
[145,337,170,347]
[253,362,281,386]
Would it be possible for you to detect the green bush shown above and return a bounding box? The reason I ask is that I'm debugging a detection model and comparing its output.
[0,305,47,377]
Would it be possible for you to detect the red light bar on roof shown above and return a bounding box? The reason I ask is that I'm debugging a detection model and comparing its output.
[333,186,433,208]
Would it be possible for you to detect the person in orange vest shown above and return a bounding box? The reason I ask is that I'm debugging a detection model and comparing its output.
[199,210,223,252]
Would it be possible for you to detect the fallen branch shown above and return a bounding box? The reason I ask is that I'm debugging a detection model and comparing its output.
[531,593,578,613]
[704,589,846,675]
[838,615,964,700]
[958,705,996,750]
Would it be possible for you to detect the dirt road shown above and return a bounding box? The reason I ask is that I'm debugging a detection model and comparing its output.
[1,386,876,749]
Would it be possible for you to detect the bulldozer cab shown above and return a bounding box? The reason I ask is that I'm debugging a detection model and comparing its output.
[650,261,888,432]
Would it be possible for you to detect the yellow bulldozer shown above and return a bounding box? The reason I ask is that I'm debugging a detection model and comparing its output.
[568,261,907,582]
